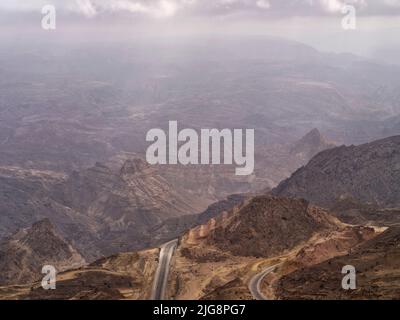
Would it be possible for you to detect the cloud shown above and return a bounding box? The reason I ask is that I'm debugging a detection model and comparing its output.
[74,0,97,17]
[318,0,366,13]
[1,0,400,18]
[256,0,271,10]
[0,0,184,18]
[83,0,182,18]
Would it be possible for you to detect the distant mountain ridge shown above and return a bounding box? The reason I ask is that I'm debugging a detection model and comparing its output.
[274,135,400,208]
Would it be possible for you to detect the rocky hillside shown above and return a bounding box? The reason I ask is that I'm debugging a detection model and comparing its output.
[166,195,377,300]
[275,226,400,300]
[188,196,342,258]
[274,136,400,208]
[0,249,159,300]
[0,219,86,286]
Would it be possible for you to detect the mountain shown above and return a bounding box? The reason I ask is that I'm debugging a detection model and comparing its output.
[290,129,335,161]
[202,196,341,258]
[166,195,376,300]
[2,36,400,299]
[274,136,400,208]
[275,226,400,300]
[0,219,85,286]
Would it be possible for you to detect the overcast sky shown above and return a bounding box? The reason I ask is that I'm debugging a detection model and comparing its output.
[1,0,400,58]
[1,0,400,18]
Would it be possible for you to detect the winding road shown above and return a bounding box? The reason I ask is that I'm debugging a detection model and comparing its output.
[151,239,179,300]
[151,239,279,300]
[248,264,280,300]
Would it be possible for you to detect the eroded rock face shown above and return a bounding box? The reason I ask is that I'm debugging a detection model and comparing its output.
[274,135,400,208]
[0,219,86,286]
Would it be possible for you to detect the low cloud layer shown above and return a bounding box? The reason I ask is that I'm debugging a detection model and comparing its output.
[2,0,400,18]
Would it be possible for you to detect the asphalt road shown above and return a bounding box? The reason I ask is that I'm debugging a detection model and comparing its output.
[151,239,179,300]
[248,264,280,300]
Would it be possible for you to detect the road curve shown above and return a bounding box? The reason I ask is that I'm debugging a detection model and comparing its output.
[248,264,280,300]
[151,239,179,300]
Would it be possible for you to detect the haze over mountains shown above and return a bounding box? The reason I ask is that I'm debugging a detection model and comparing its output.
[1,37,400,171]
[1,33,400,300]
[1,37,400,192]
